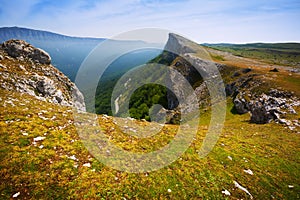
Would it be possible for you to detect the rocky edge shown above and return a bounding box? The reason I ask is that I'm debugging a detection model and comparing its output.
[0,39,86,111]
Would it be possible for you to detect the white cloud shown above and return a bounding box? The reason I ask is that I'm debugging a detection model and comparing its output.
[0,0,299,43]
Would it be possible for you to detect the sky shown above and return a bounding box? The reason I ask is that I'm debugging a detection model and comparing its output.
[0,0,300,43]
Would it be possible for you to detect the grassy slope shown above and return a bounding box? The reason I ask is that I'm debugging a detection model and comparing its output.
[1,89,299,199]
[205,45,300,97]
[204,43,300,67]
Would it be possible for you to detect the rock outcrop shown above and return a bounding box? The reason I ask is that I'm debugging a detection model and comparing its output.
[0,39,86,111]
[249,91,298,124]
[135,33,227,124]
[164,33,225,112]
[233,92,251,114]
[2,40,51,64]
[164,33,197,56]
[162,33,299,128]
[232,89,299,128]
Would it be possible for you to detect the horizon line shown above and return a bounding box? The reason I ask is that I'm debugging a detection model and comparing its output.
[1,26,300,44]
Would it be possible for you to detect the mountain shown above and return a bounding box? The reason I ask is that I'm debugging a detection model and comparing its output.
[0,26,103,42]
[0,27,105,81]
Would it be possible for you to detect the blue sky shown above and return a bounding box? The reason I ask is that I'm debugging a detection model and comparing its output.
[0,0,299,43]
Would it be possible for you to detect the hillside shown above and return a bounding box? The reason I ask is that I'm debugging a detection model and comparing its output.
[1,37,300,199]
[204,43,300,68]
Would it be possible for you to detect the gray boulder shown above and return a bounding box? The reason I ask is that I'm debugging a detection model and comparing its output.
[36,76,56,96]
[233,93,250,114]
[232,89,299,125]
[250,101,274,124]
[2,39,51,64]
[249,93,297,124]
[71,85,86,112]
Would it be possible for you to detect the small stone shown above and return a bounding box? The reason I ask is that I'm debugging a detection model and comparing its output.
[19,65,26,71]
[0,64,6,69]
[288,107,297,114]
[12,192,20,198]
[68,155,77,161]
[234,181,253,199]
[289,126,296,131]
[278,119,291,126]
[222,189,231,196]
[243,169,254,175]
[33,136,46,142]
[167,189,172,193]
[83,163,91,167]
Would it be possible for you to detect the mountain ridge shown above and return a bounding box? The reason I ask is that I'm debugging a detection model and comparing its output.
[0,26,104,42]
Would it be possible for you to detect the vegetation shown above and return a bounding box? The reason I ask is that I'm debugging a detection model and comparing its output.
[94,49,161,115]
[204,43,300,67]
[1,37,300,199]
[210,54,225,61]
[1,89,299,199]
[129,84,168,120]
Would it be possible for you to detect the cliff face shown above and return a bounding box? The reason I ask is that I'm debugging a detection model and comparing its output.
[164,33,197,56]
[160,33,300,127]
[163,33,226,111]
[0,39,86,111]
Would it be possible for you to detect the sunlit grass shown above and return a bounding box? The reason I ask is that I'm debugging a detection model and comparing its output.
[1,89,299,199]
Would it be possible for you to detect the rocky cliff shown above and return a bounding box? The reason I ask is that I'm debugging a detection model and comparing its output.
[156,33,227,122]
[0,39,86,111]
[159,33,300,128]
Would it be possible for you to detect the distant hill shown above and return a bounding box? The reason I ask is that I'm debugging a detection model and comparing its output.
[204,42,300,50]
[0,26,103,42]
[0,27,105,81]
[203,42,300,67]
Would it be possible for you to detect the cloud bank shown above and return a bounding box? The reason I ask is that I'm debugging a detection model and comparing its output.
[0,0,299,43]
